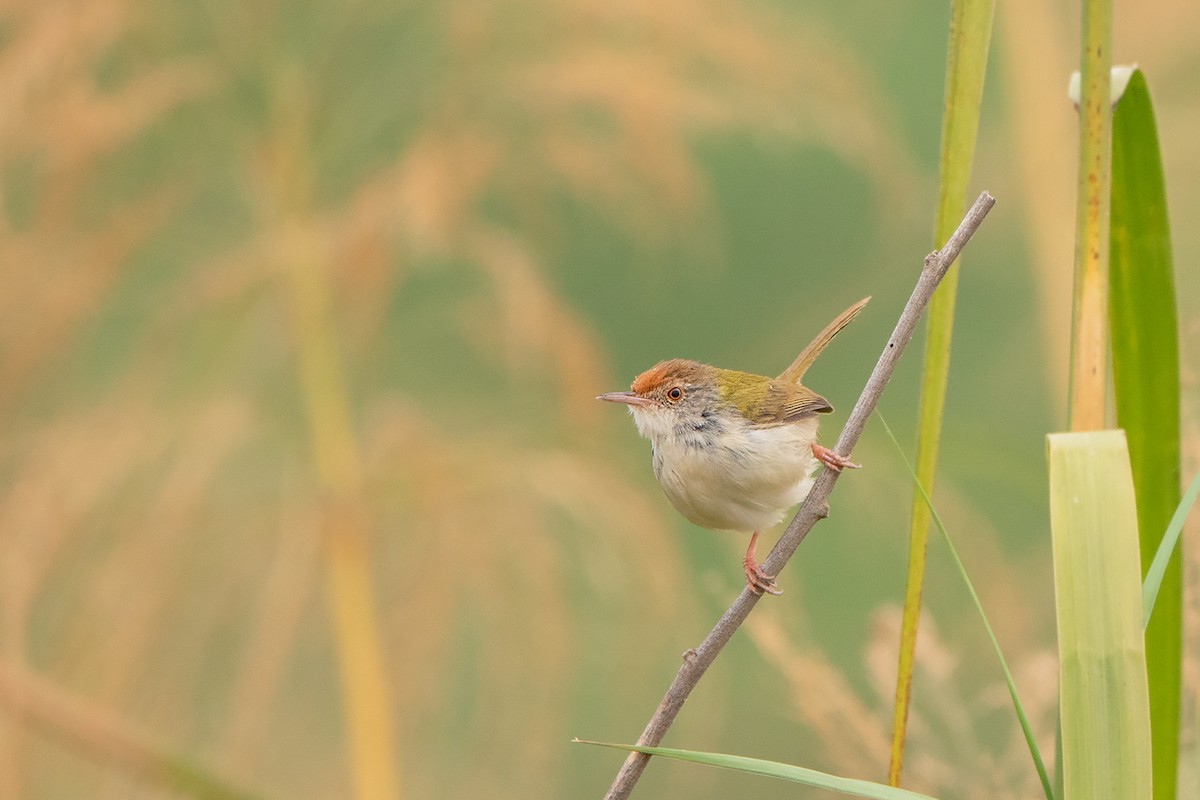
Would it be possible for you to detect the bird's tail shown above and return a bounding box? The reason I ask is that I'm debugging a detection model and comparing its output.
[777,296,871,384]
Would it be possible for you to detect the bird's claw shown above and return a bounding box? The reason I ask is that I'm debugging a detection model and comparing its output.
[743,530,782,596]
[744,560,783,596]
[812,442,860,471]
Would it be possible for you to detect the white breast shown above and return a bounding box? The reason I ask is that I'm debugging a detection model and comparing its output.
[636,409,820,533]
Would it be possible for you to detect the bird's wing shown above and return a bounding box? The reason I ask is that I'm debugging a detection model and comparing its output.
[777,296,870,385]
[750,382,832,425]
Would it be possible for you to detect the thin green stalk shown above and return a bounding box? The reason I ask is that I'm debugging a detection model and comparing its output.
[1144,470,1200,628]
[878,413,1054,800]
[891,0,994,785]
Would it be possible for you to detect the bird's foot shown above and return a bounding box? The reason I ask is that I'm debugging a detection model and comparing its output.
[812,442,860,471]
[743,531,782,596]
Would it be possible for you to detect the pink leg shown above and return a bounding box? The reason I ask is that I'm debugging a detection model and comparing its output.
[812,442,861,471]
[742,531,782,596]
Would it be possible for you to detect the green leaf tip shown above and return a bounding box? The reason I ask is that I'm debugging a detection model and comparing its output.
[1143,469,1200,628]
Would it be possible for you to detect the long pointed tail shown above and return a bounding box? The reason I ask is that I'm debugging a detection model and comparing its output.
[777,296,871,383]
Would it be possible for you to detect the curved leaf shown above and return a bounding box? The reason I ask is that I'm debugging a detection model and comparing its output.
[574,739,939,800]
[1110,67,1181,800]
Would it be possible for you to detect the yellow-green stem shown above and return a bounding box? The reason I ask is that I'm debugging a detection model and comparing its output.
[888,264,958,785]
[269,80,400,800]
[888,0,994,785]
[286,247,400,800]
[1067,0,1112,431]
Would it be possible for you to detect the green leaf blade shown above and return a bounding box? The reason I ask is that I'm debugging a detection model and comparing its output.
[1048,431,1152,800]
[1109,66,1182,800]
[574,740,940,800]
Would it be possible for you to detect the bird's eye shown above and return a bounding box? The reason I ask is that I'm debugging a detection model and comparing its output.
[666,386,684,402]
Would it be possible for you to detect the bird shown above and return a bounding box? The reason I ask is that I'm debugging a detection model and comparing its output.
[597,297,868,595]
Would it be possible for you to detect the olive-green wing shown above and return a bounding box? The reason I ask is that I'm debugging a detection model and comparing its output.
[749,381,832,425]
[717,370,832,424]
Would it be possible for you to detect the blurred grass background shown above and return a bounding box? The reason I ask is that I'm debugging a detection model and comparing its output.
[0,1,1197,798]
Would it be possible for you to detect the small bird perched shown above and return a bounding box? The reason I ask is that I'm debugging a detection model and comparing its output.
[598,297,869,595]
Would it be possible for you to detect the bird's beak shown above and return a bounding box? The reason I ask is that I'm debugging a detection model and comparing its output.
[596,391,653,407]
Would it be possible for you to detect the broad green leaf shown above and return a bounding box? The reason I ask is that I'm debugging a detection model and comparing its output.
[1110,67,1182,800]
[1048,431,1152,800]
[893,0,995,784]
[573,740,939,800]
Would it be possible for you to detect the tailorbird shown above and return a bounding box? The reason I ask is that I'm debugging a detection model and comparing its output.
[598,297,868,595]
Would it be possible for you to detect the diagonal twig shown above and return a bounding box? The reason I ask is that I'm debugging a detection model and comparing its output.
[598,190,997,800]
